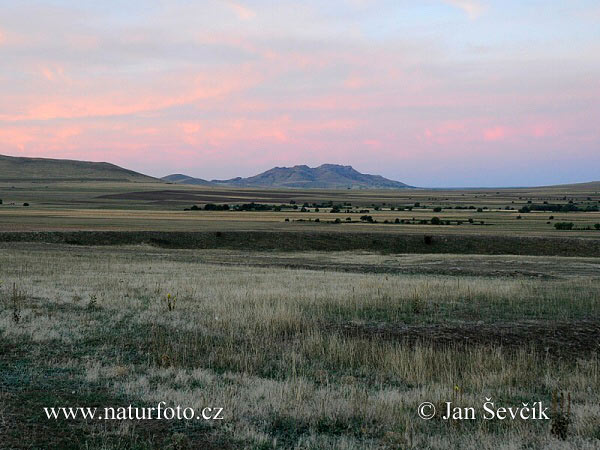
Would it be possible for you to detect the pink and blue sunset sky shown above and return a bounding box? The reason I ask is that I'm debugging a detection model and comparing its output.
[0,0,598,187]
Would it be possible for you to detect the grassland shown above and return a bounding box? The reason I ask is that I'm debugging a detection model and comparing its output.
[1,181,599,238]
[1,243,600,449]
[1,179,599,448]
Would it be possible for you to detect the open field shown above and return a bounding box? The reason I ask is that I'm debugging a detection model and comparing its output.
[1,243,600,448]
[2,180,600,210]
[1,208,600,238]
[1,181,600,239]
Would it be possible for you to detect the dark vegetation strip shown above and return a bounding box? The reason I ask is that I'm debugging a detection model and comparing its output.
[0,231,599,256]
[334,319,600,359]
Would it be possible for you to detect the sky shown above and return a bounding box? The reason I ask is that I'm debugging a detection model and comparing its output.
[0,0,599,187]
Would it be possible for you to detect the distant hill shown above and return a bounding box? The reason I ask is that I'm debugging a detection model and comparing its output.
[0,154,158,182]
[162,173,213,186]
[163,164,413,189]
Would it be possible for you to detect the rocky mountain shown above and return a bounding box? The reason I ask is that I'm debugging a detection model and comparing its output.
[163,164,412,189]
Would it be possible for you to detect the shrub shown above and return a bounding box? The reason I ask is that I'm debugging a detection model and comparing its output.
[394,218,400,224]
[549,216,554,220]
[334,218,341,224]
[433,207,442,212]
[314,218,320,222]
[23,203,29,207]
[554,222,574,230]
[430,217,441,225]
[284,218,289,222]
[414,202,420,207]
[476,207,483,212]
[346,217,351,222]
[360,215,374,223]
[235,203,273,211]
[0,199,2,204]
[468,218,474,223]
[519,206,530,213]
[594,224,600,230]
[204,203,229,211]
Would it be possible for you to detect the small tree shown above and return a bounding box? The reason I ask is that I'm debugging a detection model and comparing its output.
[433,207,442,212]
[594,223,600,230]
[431,217,441,225]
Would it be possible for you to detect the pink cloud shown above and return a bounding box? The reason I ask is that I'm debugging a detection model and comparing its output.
[224,0,256,20]
[343,76,366,89]
[483,126,509,142]
[530,123,555,138]
[0,70,263,122]
[0,125,82,152]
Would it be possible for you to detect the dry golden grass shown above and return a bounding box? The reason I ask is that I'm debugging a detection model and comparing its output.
[1,243,599,448]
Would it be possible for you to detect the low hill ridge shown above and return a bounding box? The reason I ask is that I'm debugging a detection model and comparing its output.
[0,154,158,182]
